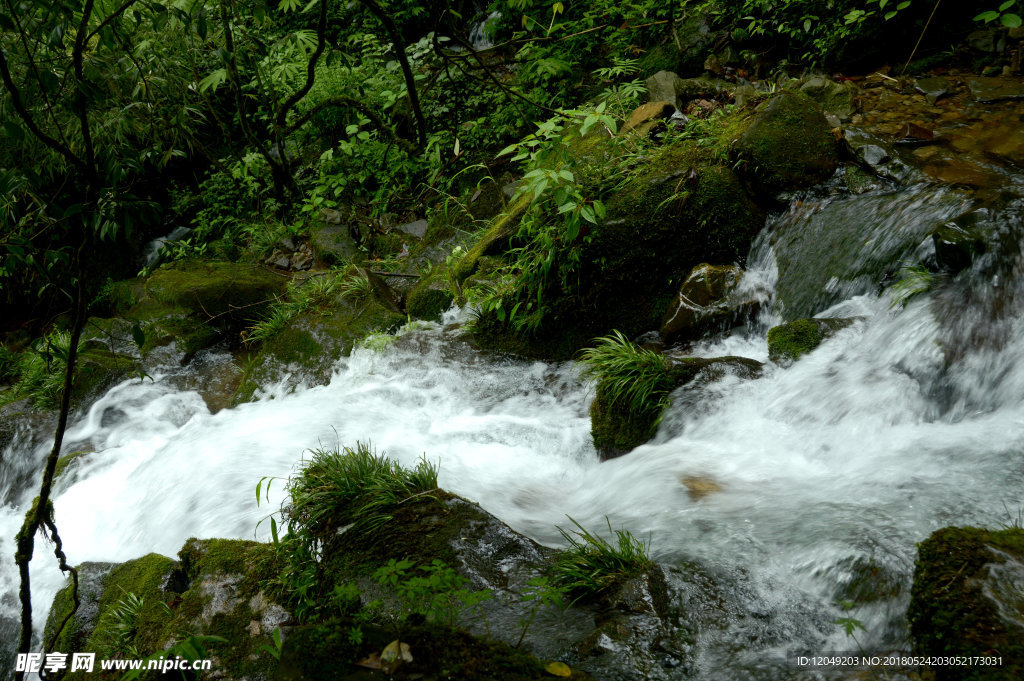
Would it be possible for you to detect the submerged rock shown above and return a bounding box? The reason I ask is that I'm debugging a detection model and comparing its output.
[908,526,1024,680]
[766,317,856,365]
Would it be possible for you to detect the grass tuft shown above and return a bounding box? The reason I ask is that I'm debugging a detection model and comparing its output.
[550,517,653,601]
[285,441,439,537]
[578,330,673,412]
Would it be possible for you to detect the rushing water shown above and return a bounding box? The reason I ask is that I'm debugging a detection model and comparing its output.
[2,179,1024,678]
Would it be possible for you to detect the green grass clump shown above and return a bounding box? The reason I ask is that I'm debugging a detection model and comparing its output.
[246,269,367,345]
[6,330,83,408]
[889,264,935,309]
[285,442,439,537]
[550,517,653,601]
[578,331,673,412]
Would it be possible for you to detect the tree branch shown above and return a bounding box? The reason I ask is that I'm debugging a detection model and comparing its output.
[358,0,427,149]
[275,0,329,129]
[285,95,418,155]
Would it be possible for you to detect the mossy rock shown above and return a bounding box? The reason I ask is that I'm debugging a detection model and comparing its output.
[727,90,838,199]
[471,138,766,359]
[144,260,285,330]
[45,552,177,678]
[71,348,141,406]
[276,620,582,681]
[590,356,763,458]
[766,317,855,365]
[233,295,404,405]
[406,267,454,322]
[908,526,1024,680]
[42,562,117,664]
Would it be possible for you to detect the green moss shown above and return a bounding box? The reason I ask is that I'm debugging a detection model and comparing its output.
[590,382,665,458]
[452,194,531,282]
[908,527,1024,680]
[767,317,854,365]
[232,297,404,405]
[54,451,91,482]
[71,349,140,405]
[726,91,838,198]
[406,267,454,321]
[589,356,762,457]
[144,259,285,328]
[83,553,177,657]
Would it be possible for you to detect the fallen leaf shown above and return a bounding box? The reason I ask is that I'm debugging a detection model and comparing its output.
[545,660,572,677]
[354,652,382,670]
[381,639,413,673]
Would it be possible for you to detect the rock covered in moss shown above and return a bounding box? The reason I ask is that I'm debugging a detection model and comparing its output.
[590,355,763,459]
[729,90,838,198]
[798,76,858,123]
[908,526,1024,680]
[45,539,285,681]
[145,260,284,327]
[766,317,856,365]
[232,294,404,406]
[406,267,454,322]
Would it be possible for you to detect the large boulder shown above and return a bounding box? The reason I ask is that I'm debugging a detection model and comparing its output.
[908,526,1024,680]
[727,90,839,199]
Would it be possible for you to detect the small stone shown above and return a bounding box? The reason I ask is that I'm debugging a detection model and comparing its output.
[858,144,891,167]
[621,101,676,136]
[396,219,429,239]
[273,256,291,269]
[681,475,723,501]
[915,76,950,105]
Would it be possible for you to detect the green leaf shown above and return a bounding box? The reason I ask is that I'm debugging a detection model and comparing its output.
[897,1,911,8]
[803,18,811,32]
[975,10,1000,21]
[885,10,897,19]
[198,68,227,92]
[1001,12,1022,27]
[1000,0,1015,10]
[130,322,146,350]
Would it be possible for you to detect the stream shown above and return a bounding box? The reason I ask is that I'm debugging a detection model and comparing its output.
[2,174,1024,678]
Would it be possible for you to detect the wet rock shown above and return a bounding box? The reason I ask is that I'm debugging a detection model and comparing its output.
[397,218,429,239]
[932,221,986,273]
[895,122,935,145]
[908,526,1024,680]
[42,562,117,656]
[767,317,856,365]
[145,260,285,328]
[966,28,1004,54]
[406,268,454,322]
[621,101,676,137]
[309,215,364,265]
[915,76,950,105]
[799,76,858,122]
[969,77,1024,103]
[659,264,760,345]
[644,71,733,110]
[858,143,892,168]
